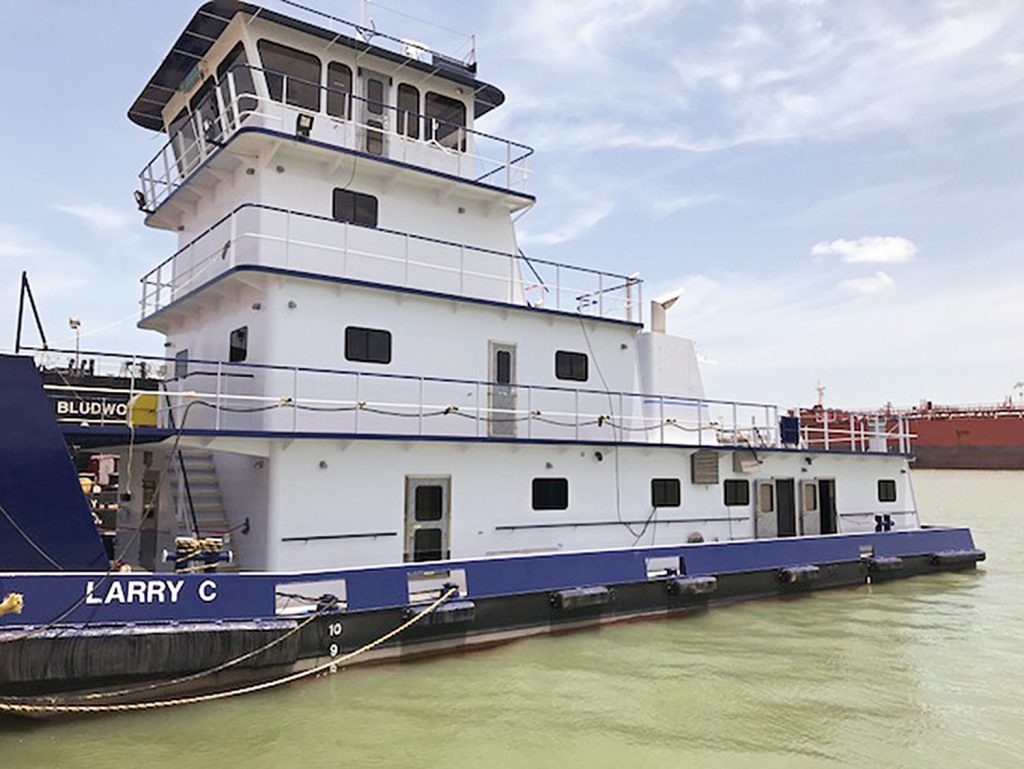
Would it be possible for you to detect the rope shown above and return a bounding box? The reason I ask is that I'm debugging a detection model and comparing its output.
[0,587,456,715]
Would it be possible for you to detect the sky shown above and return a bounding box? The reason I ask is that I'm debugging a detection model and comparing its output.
[1,0,1022,409]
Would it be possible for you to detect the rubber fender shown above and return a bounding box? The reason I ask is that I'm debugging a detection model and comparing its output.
[429,600,476,626]
[867,556,905,573]
[666,576,718,596]
[549,586,612,611]
[930,549,986,566]
[778,565,821,583]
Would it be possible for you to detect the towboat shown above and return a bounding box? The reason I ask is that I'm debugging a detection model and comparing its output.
[0,1,984,715]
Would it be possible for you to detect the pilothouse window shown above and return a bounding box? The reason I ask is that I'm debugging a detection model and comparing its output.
[425,92,466,150]
[326,62,353,119]
[397,84,420,138]
[257,40,321,111]
[217,42,257,118]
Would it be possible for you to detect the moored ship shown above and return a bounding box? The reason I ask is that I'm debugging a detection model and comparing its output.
[0,1,984,716]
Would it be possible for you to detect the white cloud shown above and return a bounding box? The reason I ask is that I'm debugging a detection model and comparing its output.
[651,194,720,218]
[841,271,895,294]
[517,201,613,246]
[54,204,132,232]
[811,236,918,263]
[0,222,71,259]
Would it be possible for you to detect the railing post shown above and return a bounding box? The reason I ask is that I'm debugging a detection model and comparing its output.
[285,209,291,268]
[509,252,515,303]
[475,381,481,438]
[459,245,465,295]
[849,415,855,452]
[765,406,771,446]
[732,402,738,443]
[418,376,424,436]
[354,372,361,434]
[598,273,604,317]
[618,391,625,441]
[697,400,703,446]
[824,410,830,450]
[526,386,532,439]
[556,265,562,311]
[404,233,410,286]
[292,367,299,432]
[506,141,511,189]
[215,361,223,431]
[342,221,349,277]
[659,396,665,444]
[574,389,580,440]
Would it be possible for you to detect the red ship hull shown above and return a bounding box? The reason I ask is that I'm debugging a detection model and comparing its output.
[906,410,1024,470]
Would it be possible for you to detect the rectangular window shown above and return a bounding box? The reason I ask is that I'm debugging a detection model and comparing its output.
[757,482,775,514]
[878,479,897,503]
[532,478,568,510]
[173,349,189,380]
[397,83,420,138]
[651,478,681,508]
[555,350,588,382]
[345,326,392,364]
[414,485,443,521]
[495,350,512,385]
[803,482,818,511]
[229,326,248,363]
[366,78,385,115]
[332,189,378,227]
[190,77,222,143]
[217,42,257,117]
[326,62,353,119]
[257,40,321,111]
[412,528,443,562]
[425,92,466,150]
[724,479,749,506]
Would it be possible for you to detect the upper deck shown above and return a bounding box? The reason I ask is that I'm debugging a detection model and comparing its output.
[131,2,532,216]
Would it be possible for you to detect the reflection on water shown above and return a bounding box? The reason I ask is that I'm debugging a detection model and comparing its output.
[2,471,1021,768]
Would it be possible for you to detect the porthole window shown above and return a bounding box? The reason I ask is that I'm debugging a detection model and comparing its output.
[345,326,391,364]
[229,326,248,363]
[555,350,588,382]
[878,479,897,503]
[332,189,378,227]
[723,479,749,506]
[651,478,681,508]
[532,478,568,510]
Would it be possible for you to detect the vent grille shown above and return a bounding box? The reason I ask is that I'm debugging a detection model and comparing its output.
[691,450,720,485]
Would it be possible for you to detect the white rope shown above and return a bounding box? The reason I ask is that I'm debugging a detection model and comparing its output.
[0,586,456,715]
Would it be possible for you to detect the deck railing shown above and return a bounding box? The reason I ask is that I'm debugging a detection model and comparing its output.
[137,65,533,212]
[32,349,914,454]
[139,204,643,323]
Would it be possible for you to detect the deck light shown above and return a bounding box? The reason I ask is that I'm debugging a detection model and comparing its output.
[133,190,147,210]
[296,113,315,138]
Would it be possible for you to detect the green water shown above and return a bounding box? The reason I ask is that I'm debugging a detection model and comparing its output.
[2,471,1021,768]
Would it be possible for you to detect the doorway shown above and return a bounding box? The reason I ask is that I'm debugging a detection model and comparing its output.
[819,479,837,535]
[776,478,797,537]
[488,342,517,438]
[404,476,451,563]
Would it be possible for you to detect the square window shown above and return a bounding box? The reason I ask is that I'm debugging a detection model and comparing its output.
[532,478,568,510]
[229,326,248,363]
[412,528,443,562]
[345,326,391,364]
[878,479,897,503]
[555,351,588,382]
[651,478,681,508]
[724,479,750,506]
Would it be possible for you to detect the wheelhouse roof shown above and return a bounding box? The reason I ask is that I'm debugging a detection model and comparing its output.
[128,0,506,132]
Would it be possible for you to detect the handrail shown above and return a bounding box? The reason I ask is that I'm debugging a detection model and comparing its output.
[138,203,643,322]
[138,64,533,211]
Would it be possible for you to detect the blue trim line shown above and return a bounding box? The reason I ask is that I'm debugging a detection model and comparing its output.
[139,264,644,330]
[58,424,914,459]
[146,125,534,222]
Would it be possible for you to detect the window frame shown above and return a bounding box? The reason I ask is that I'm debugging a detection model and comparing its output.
[331,189,378,227]
[554,350,589,382]
[425,91,466,150]
[326,61,353,119]
[256,39,322,112]
[878,479,897,503]
[397,83,421,139]
[651,478,681,508]
[723,479,750,507]
[532,478,569,511]
[229,326,249,363]
[344,326,392,364]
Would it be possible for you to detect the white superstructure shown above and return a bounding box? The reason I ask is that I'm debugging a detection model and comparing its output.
[101,1,918,573]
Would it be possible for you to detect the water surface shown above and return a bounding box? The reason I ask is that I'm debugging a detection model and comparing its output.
[2,470,1020,768]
